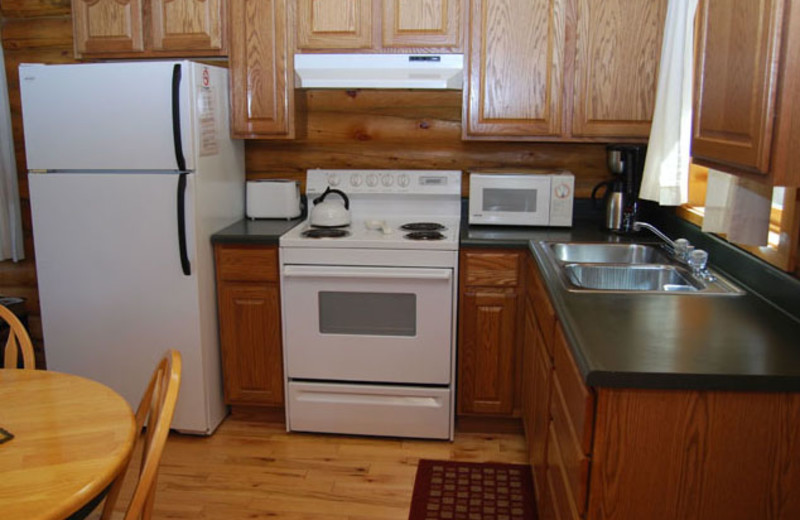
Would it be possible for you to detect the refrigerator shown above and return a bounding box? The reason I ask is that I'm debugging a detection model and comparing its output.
[19,61,244,434]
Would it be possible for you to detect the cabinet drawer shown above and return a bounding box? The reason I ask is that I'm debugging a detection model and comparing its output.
[526,255,556,355]
[462,250,520,286]
[552,370,590,515]
[216,245,278,282]
[554,324,594,454]
[546,421,582,520]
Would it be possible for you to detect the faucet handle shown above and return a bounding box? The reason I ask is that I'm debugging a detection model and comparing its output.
[674,238,692,258]
[688,249,709,272]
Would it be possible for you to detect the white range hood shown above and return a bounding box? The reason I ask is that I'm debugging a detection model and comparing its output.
[294,53,464,90]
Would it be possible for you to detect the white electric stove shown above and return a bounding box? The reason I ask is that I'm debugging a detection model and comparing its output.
[279,169,461,440]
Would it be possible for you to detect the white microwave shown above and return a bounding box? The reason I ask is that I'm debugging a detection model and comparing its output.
[468,172,574,227]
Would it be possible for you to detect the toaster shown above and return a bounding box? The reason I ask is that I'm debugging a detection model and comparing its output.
[246,179,302,219]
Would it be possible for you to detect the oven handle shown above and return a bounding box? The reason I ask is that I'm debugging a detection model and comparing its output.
[283,265,452,281]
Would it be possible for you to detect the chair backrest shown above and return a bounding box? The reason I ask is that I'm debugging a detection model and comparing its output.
[0,304,34,369]
[101,350,182,520]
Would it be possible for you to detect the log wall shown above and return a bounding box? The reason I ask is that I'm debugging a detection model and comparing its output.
[1,0,74,366]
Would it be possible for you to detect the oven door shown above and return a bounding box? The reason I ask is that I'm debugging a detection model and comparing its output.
[282,265,453,384]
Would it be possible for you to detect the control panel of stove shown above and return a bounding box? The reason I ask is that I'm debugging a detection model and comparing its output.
[307,169,462,196]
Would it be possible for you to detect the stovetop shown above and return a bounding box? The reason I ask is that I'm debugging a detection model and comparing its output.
[280,169,462,252]
[280,217,461,251]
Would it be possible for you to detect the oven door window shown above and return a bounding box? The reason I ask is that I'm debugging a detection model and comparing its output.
[483,188,537,213]
[319,292,416,336]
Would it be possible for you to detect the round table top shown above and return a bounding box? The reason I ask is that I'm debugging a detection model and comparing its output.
[0,369,136,520]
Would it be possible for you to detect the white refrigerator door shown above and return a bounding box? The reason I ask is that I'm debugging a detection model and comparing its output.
[19,61,195,171]
[29,172,219,433]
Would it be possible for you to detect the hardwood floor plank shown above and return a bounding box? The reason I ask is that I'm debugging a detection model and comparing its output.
[89,415,528,519]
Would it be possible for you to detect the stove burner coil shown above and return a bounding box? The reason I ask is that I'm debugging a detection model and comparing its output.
[301,228,351,239]
[404,231,446,241]
[400,222,447,231]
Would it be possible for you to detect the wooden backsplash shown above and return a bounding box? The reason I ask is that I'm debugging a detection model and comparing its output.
[246,90,613,198]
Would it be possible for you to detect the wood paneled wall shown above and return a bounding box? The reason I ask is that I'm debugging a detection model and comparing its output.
[1,0,75,367]
[246,90,613,197]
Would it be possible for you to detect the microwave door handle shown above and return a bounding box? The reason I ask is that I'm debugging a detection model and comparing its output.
[283,266,451,281]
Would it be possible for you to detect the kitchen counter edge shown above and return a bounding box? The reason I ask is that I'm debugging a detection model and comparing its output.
[211,218,304,245]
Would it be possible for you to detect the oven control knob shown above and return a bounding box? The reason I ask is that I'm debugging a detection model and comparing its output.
[327,174,341,187]
[381,174,394,187]
[366,173,379,187]
[350,174,363,187]
[397,174,411,188]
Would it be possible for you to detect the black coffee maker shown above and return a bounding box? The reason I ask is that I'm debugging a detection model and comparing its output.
[591,144,647,233]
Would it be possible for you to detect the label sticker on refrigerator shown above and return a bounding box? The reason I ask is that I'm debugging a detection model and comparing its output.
[197,86,219,157]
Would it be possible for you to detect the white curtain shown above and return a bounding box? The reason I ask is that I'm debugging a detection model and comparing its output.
[702,169,772,246]
[639,0,699,206]
[0,40,25,262]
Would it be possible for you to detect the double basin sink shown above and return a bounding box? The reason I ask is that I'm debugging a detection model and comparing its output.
[538,242,744,295]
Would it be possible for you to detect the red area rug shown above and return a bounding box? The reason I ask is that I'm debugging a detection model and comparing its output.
[408,459,536,520]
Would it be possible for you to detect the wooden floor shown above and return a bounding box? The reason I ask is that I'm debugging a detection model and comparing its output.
[90,414,528,519]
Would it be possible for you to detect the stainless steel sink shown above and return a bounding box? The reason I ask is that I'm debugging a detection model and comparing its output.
[564,264,702,292]
[535,241,744,296]
[549,242,670,264]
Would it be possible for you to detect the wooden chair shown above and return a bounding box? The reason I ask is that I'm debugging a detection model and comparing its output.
[0,303,35,369]
[101,350,182,520]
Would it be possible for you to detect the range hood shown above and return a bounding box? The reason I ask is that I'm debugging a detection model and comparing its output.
[294,54,464,90]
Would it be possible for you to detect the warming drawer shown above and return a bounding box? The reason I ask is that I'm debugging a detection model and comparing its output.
[288,382,452,439]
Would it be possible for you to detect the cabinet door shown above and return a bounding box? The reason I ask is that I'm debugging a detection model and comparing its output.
[296,0,373,50]
[150,0,224,52]
[531,319,553,503]
[72,0,144,55]
[692,0,783,175]
[464,0,566,138]
[457,288,517,415]
[571,0,666,137]
[382,0,462,49]
[523,293,553,504]
[218,283,284,406]
[229,0,294,138]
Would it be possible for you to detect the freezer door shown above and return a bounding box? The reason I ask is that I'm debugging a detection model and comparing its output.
[19,61,196,171]
[29,172,222,433]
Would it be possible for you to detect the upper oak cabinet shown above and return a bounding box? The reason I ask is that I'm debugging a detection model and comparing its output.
[229,0,294,139]
[464,0,667,140]
[571,0,666,138]
[693,0,800,186]
[464,0,566,138]
[296,0,373,49]
[296,0,463,52]
[72,0,225,58]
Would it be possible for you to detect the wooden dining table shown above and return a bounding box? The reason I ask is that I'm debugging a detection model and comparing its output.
[0,369,136,520]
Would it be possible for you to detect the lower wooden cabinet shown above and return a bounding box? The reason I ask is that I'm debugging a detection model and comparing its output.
[528,310,552,501]
[215,244,284,407]
[458,287,518,415]
[523,253,594,518]
[521,251,800,520]
[457,248,524,417]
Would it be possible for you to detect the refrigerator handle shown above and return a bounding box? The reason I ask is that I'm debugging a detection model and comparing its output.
[171,64,186,171]
[177,173,191,276]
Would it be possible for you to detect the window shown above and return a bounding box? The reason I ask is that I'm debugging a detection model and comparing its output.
[677,164,799,272]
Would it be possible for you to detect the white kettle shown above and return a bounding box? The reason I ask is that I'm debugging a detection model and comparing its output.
[310,187,351,227]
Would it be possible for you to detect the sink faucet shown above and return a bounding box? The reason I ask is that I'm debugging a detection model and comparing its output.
[631,221,679,252]
[632,221,715,281]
